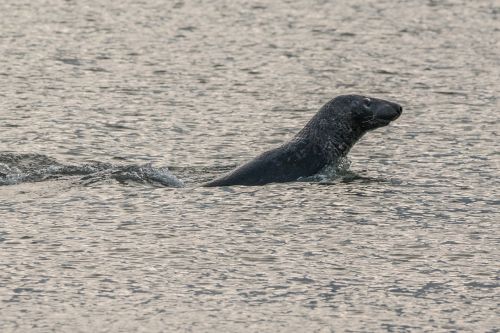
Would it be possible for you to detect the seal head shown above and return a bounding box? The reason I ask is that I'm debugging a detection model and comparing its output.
[204,94,402,187]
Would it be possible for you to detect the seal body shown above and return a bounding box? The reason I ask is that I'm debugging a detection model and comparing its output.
[204,95,402,187]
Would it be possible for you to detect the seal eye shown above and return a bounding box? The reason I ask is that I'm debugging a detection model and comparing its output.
[362,98,371,108]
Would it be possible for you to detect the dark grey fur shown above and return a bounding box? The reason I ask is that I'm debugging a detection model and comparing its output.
[204,95,402,187]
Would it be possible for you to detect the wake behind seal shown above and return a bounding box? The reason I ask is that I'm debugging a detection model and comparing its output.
[203,94,402,187]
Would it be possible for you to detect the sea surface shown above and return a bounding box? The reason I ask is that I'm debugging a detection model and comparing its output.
[1,0,499,332]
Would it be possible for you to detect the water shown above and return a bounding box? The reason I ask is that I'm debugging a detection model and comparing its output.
[1,0,499,331]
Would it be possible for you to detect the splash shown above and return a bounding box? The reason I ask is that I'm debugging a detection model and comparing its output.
[0,153,184,187]
[299,156,353,183]
[81,163,184,187]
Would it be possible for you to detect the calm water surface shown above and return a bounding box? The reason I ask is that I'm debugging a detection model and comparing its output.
[0,0,499,332]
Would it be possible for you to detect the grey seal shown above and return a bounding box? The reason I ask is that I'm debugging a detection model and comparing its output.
[204,94,402,187]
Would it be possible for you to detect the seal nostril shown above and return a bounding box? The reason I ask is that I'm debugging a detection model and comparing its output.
[397,105,403,114]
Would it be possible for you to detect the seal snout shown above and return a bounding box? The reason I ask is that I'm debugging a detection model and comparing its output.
[389,102,403,120]
[377,102,402,122]
[390,103,403,121]
[395,104,403,116]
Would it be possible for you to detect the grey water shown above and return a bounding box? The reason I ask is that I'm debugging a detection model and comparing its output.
[1,0,499,332]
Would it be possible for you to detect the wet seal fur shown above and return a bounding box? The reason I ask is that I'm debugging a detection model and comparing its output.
[204,95,402,187]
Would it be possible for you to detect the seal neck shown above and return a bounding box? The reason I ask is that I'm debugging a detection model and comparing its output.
[295,113,364,162]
